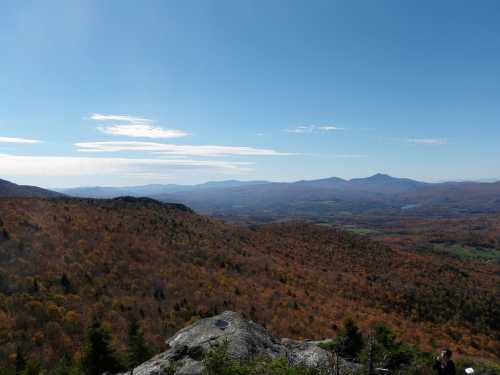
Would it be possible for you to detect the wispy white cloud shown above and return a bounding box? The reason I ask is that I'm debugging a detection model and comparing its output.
[97,124,189,138]
[317,126,344,131]
[331,154,367,158]
[90,113,190,139]
[285,125,345,134]
[0,153,252,177]
[407,138,448,145]
[0,136,41,144]
[74,141,293,157]
[90,114,152,123]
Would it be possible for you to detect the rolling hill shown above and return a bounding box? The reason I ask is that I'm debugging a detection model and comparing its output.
[57,175,500,222]
[0,178,63,198]
[55,180,269,199]
[0,197,498,369]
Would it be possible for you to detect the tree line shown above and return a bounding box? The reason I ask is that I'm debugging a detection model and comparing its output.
[3,316,499,375]
[3,318,152,375]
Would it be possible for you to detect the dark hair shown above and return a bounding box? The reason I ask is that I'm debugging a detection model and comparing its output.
[442,348,452,358]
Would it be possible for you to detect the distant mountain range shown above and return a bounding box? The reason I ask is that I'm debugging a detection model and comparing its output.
[0,178,63,198]
[49,174,500,221]
[53,179,269,199]
[3,175,500,221]
[53,174,433,199]
[155,175,500,220]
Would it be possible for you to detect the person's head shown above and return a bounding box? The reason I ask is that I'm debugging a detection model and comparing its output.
[441,348,452,361]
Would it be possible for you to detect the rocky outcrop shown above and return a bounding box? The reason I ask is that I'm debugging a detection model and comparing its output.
[122,311,360,375]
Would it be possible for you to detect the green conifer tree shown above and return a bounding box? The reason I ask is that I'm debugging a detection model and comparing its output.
[54,353,80,375]
[80,320,123,375]
[361,322,414,371]
[334,318,364,360]
[60,273,71,293]
[126,318,153,368]
[15,347,26,374]
[19,360,42,375]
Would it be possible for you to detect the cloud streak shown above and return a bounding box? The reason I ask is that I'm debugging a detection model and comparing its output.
[0,137,41,144]
[90,114,152,123]
[285,125,345,134]
[331,154,367,158]
[91,113,190,139]
[74,141,293,157]
[407,138,448,145]
[97,124,189,138]
[0,153,252,177]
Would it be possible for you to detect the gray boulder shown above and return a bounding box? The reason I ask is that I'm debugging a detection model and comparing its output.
[121,311,360,375]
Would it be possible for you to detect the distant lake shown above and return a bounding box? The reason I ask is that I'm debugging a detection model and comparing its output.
[401,203,422,210]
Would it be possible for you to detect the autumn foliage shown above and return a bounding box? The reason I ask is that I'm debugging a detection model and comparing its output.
[0,197,498,370]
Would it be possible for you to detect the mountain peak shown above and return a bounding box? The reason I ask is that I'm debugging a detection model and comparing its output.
[366,173,393,180]
[349,173,395,182]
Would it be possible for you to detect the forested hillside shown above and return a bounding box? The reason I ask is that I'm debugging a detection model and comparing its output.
[0,197,498,370]
[0,179,62,199]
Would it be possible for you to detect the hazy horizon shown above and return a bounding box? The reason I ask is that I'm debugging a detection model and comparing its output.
[3,173,500,190]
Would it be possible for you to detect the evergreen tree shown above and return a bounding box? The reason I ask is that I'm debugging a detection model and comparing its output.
[126,318,153,368]
[15,347,26,374]
[54,353,80,375]
[60,273,71,293]
[80,320,124,375]
[362,322,414,371]
[334,318,364,360]
[19,360,42,375]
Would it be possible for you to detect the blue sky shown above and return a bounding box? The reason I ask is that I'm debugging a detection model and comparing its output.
[1,0,500,187]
